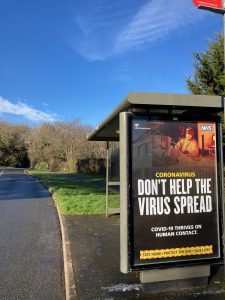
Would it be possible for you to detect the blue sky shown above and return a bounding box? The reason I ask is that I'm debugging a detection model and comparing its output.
[0,0,223,127]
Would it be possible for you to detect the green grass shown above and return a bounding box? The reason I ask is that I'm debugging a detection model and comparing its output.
[28,170,119,215]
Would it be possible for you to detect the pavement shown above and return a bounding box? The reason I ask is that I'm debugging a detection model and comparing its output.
[64,214,225,300]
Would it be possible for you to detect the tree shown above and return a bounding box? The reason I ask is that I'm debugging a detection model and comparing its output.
[28,120,106,172]
[186,33,225,95]
[55,120,106,172]
[0,122,30,167]
[28,123,63,170]
[186,33,225,154]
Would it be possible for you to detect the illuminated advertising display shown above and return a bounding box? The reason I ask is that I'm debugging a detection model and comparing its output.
[129,116,221,269]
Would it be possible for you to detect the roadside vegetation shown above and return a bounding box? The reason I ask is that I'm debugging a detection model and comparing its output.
[186,32,225,149]
[28,170,120,215]
[0,120,106,172]
[0,119,119,215]
[0,122,30,167]
[186,33,225,96]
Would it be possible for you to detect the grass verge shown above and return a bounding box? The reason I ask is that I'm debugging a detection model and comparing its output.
[28,170,119,215]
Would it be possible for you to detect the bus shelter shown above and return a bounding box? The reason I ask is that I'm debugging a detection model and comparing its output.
[87,92,225,287]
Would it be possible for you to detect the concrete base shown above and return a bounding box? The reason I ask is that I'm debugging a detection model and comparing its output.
[142,276,208,293]
[140,265,210,293]
[140,264,210,283]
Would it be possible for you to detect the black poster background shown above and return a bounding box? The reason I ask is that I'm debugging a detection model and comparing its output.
[130,117,220,267]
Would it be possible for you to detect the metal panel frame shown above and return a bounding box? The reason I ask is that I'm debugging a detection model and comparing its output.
[223,98,225,278]
[120,112,130,273]
[105,141,120,217]
[120,111,225,274]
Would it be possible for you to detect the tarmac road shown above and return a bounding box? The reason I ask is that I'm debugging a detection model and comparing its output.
[0,168,64,300]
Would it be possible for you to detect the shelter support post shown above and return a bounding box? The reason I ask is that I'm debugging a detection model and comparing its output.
[120,112,129,273]
[106,141,109,217]
[223,96,225,280]
[221,0,225,280]
[105,141,120,217]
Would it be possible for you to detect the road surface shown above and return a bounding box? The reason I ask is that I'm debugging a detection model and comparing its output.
[0,168,64,300]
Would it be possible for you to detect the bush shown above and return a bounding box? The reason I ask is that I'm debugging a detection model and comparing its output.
[34,162,48,171]
[67,159,77,173]
[76,158,106,175]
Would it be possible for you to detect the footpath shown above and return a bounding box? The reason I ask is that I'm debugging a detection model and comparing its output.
[61,175,225,299]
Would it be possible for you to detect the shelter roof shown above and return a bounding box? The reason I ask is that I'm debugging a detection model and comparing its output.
[87,92,223,141]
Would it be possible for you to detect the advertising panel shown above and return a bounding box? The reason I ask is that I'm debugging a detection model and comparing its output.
[130,116,221,269]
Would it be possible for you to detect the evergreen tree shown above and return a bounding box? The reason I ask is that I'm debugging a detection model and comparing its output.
[186,33,225,95]
[186,33,225,154]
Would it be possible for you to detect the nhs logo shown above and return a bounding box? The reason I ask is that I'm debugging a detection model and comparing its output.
[200,125,213,131]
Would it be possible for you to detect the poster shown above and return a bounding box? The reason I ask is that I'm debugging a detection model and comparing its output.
[130,116,221,268]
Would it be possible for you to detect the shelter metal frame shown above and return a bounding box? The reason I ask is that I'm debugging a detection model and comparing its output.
[87,92,225,281]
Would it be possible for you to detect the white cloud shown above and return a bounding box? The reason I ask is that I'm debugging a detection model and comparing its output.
[72,0,207,61]
[115,0,205,53]
[0,97,57,122]
[71,0,137,61]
